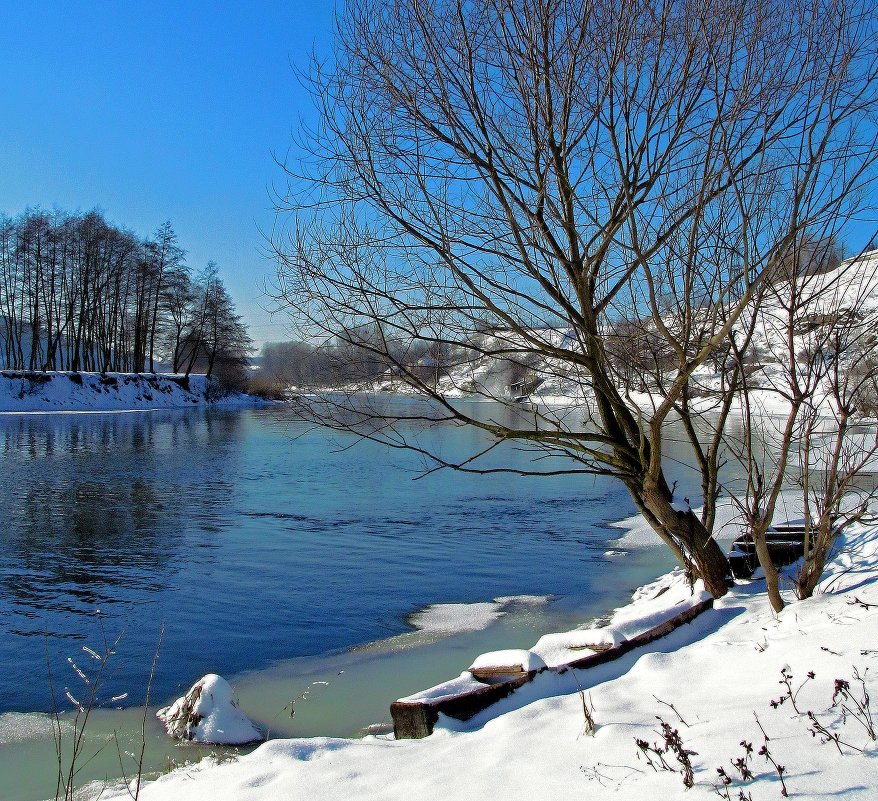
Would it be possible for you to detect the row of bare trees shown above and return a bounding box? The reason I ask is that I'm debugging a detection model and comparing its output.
[274,0,878,604]
[259,324,455,389]
[0,208,251,380]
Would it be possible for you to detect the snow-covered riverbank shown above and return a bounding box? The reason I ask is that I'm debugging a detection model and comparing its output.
[99,523,878,801]
[0,371,265,412]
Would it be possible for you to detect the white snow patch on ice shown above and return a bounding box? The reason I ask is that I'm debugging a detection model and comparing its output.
[408,595,550,635]
[492,594,551,606]
[407,602,505,634]
[0,712,70,744]
[609,511,662,548]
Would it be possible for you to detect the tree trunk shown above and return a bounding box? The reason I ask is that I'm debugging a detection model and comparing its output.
[637,484,731,599]
[752,524,785,612]
[795,520,832,599]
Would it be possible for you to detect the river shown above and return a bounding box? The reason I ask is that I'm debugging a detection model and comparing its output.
[0,399,691,800]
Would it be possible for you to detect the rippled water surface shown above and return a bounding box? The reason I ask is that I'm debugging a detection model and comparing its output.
[0,401,685,715]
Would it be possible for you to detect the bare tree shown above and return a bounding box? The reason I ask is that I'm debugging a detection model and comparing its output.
[143,222,185,372]
[794,251,878,599]
[705,238,878,611]
[0,208,253,379]
[160,262,195,373]
[274,0,878,598]
[179,262,253,383]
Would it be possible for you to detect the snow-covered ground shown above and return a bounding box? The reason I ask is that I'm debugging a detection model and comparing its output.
[0,371,264,412]
[101,523,878,801]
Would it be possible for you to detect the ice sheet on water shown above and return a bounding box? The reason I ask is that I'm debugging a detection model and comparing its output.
[0,712,70,743]
[408,595,551,635]
[407,602,505,634]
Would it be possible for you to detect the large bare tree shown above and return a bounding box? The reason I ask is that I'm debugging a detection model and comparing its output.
[274,0,878,598]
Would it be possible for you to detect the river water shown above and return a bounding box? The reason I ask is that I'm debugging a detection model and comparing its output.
[0,400,690,800]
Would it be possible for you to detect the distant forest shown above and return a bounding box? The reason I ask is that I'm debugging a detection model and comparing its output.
[0,208,251,381]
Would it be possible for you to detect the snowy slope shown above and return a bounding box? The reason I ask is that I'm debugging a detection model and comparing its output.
[0,371,261,412]
[101,525,878,801]
[372,327,591,403]
[370,249,878,412]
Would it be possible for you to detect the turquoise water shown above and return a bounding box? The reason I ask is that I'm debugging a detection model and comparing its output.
[0,399,687,800]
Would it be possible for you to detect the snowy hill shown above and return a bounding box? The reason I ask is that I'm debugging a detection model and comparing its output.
[372,327,590,403]
[679,249,878,412]
[369,249,878,412]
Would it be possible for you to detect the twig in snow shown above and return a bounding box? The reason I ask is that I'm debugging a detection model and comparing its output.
[806,710,863,755]
[847,596,877,610]
[635,717,696,788]
[754,714,788,797]
[653,695,689,727]
[770,666,814,715]
[832,668,876,741]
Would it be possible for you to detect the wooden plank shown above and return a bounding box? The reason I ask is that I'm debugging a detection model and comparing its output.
[728,534,807,579]
[628,597,714,645]
[390,598,714,739]
[390,701,438,740]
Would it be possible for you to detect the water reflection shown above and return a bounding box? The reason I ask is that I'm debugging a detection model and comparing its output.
[0,410,247,709]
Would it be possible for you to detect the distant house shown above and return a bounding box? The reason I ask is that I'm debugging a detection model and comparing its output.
[510,374,544,400]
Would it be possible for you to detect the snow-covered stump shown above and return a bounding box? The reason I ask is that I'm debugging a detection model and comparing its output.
[157,674,263,745]
[468,649,546,681]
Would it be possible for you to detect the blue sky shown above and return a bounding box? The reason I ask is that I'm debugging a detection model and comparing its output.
[0,1,334,347]
[3,3,876,350]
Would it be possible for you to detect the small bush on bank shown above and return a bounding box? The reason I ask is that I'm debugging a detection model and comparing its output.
[245,376,289,401]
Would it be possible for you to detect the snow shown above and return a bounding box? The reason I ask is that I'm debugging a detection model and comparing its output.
[408,595,550,635]
[609,493,807,550]
[403,580,707,701]
[493,594,552,605]
[101,522,878,801]
[609,573,711,640]
[156,674,263,746]
[407,602,505,634]
[397,673,488,704]
[0,712,69,743]
[529,571,710,668]
[0,371,265,413]
[468,649,547,674]
[532,627,623,668]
